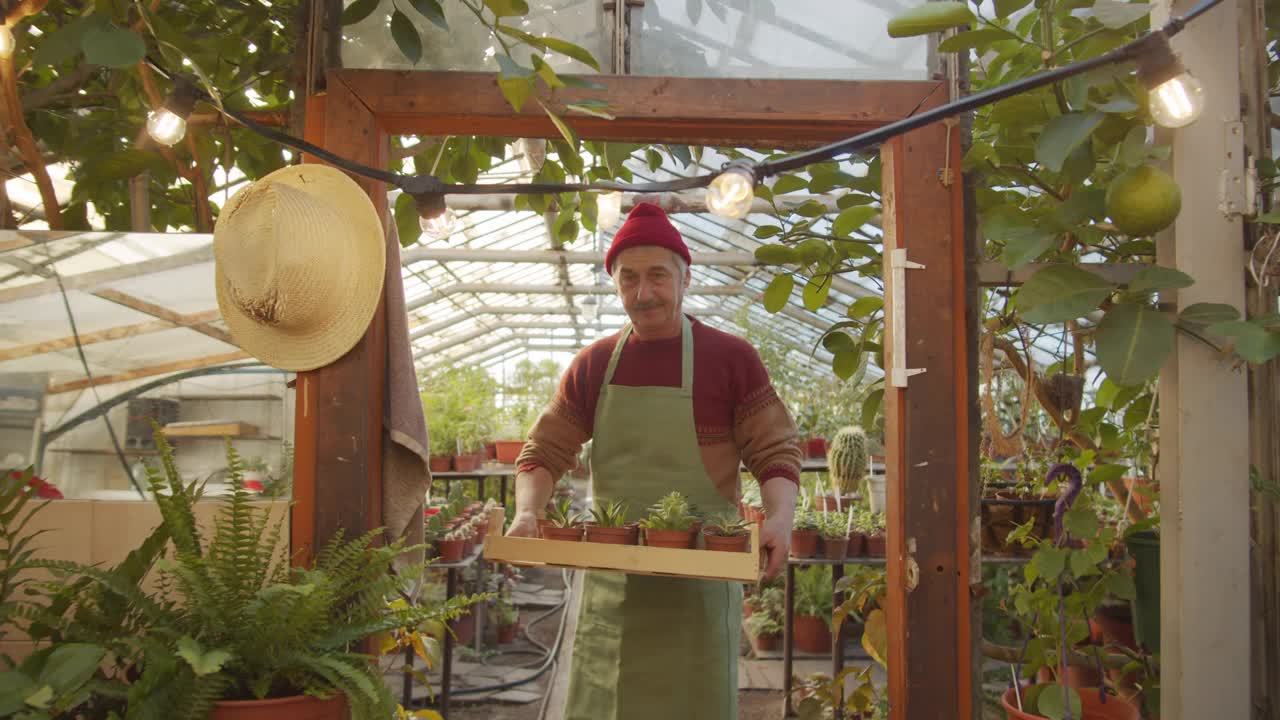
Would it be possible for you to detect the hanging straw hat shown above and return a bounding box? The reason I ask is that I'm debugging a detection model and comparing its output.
[214,164,386,371]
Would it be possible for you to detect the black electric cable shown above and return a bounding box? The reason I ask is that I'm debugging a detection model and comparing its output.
[140,0,1223,209]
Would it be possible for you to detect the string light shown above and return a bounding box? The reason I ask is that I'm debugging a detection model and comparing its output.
[420,207,458,240]
[706,162,756,219]
[0,26,14,60]
[580,296,600,322]
[596,192,622,229]
[146,80,198,146]
[1134,32,1205,129]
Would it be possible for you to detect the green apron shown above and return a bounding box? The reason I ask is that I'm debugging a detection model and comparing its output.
[564,316,741,720]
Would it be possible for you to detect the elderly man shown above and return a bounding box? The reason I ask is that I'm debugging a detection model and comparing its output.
[506,202,802,720]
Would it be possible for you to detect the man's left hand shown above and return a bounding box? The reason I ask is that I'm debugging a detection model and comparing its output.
[759,513,792,580]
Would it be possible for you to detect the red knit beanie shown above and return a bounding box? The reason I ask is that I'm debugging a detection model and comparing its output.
[604,202,690,274]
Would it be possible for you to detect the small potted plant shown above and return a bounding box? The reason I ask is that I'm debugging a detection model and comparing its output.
[746,612,783,653]
[794,565,834,654]
[639,491,700,549]
[702,510,752,552]
[585,498,638,545]
[822,425,869,511]
[861,509,886,557]
[819,511,850,562]
[791,509,820,558]
[541,496,584,541]
[436,528,467,562]
[492,597,520,644]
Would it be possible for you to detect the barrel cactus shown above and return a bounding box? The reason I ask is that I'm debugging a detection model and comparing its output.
[828,426,869,495]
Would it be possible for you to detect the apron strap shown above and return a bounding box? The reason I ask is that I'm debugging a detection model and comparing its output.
[603,323,633,386]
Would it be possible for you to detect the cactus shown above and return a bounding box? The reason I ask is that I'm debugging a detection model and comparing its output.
[828,426,870,495]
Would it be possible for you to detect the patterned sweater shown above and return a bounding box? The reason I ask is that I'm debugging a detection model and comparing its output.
[516,317,802,503]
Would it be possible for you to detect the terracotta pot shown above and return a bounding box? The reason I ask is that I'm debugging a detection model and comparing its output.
[865,532,886,557]
[429,455,452,473]
[847,532,867,557]
[644,527,697,549]
[752,632,781,653]
[209,693,347,720]
[793,614,832,654]
[1000,686,1140,720]
[450,611,475,646]
[540,525,584,542]
[497,622,518,645]
[1036,665,1104,689]
[494,440,525,464]
[585,524,639,545]
[453,454,481,472]
[436,537,465,563]
[536,518,551,533]
[703,531,750,552]
[822,535,850,562]
[815,494,860,512]
[790,529,820,558]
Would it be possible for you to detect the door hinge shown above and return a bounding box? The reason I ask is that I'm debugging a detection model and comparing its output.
[1218,121,1256,219]
[888,248,927,388]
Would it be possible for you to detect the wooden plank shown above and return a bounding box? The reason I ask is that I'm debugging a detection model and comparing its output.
[0,317,175,362]
[161,421,259,437]
[90,289,235,345]
[46,350,250,394]
[0,246,212,304]
[880,121,972,720]
[298,72,387,554]
[481,510,760,583]
[342,71,944,144]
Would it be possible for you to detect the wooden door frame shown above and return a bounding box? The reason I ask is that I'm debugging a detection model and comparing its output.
[294,68,975,720]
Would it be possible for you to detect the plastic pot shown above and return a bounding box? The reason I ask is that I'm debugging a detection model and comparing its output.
[450,611,475,646]
[1125,530,1160,652]
[865,532,886,557]
[209,693,347,720]
[847,532,867,557]
[1000,686,1139,720]
[453,454,481,472]
[436,537,465,563]
[585,524,639,545]
[494,440,525,465]
[497,622,518,645]
[541,525,584,542]
[790,529,820,558]
[644,528,697,549]
[752,632,780,653]
[703,531,750,552]
[866,473,887,514]
[429,455,452,473]
[822,535,850,562]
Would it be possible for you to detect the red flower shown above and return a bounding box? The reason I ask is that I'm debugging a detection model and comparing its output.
[9,470,62,500]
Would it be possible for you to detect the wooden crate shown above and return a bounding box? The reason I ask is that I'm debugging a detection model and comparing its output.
[481,508,761,583]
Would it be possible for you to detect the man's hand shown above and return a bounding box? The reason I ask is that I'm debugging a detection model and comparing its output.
[759,513,793,580]
[505,510,540,538]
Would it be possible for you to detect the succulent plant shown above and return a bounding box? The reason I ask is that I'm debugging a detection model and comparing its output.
[638,491,699,532]
[546,496,583,528]
[589,498,630,528]
[828,426,870,496]
[705,510,751,537]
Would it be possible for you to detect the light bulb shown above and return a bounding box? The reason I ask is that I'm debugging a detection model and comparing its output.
[420,207,457,240]
[0,26,14,60]
[1148,72,1205,129]
[706,166,756,219]
[597,192,622,229]
[146,109,187,146]
[581,296,600,322]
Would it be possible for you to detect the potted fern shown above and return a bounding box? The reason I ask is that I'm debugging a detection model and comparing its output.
[23,436,482,720]
[794,565,834,654]
[541,496,584,542]
[638,491,700,549]
[702,510,751,552]
[584,498,638,545]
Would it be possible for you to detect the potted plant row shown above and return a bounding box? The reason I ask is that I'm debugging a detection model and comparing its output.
[532,492,753,553]
[790,509,887,560]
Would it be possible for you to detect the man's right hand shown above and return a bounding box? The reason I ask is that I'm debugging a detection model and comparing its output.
[505,510,540,538]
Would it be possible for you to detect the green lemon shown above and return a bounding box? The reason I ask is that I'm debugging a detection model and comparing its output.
[1105,166,1182,237]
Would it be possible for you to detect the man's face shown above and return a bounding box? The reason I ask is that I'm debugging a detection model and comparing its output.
[612,246,690,337]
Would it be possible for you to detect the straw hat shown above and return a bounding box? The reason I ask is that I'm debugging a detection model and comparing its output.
[214,164,386,371]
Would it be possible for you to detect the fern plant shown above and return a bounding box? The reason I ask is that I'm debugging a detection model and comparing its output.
[34,434,484,720]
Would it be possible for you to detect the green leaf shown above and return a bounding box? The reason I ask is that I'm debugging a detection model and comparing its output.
[833,350,861,380]
[37,644,105,696]
[0,671,37,716]
[390,10,423,64]
[497,75,533,112]
[497,54,534,78]
[1207,321,1280,363]
[1000,230,1058,268]
[394,192,422,247]
[1119,125,1149,166]
[485,0,531,16]
[823,331,858,354]
[1090,463,1127,485]
[1033,547,1068,581]
[796,239,828,265]
[755,244,797,265]
[847,296,884,319]
[1055,187,1107,225]
[1096,303,1175,386]
[1250,211,1280,224]
[177,636,232,677]
[1092,95,1140,113]
[23,684,53,709]
[1177,301,1239,324]
[763,274,794,313]
[31,13,110,67]
[539,37,601,70]
[861,388,884,430]
[1015,265,1115,323]
[1036,685,1082,720]
[936,28,1013,52]
[566,101,615,120]
[794,200,828,218]
[1063,508,1098,539]
[81,24,146,68]
[833,206,878,238]
[538,100,578,146]
[1127,265,1194,294]
[754,225,783,239]
[803,275,832,311]
[861,608,888,666]
[1089,0,1152,28]
[886,2,976,37]
[96,149,166,182]
[1035,112,1104,173]
[1107,573,1137,601]
[559,75,606,90]
[995,0,1034,18]
[772,175,808,195]
[407,0,449,29]
[1069,549,1096,579]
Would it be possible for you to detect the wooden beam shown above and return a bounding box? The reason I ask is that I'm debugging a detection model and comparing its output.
[881,120,973,720]
[91,289,235,346]
[0,309,220,362]
[342,70,944,145]
[47,350,250,393]
[0,246,212,304]
[295,72,388,562]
